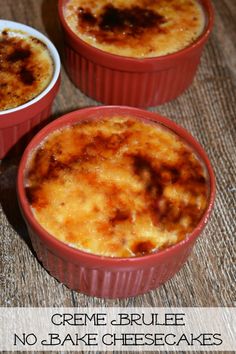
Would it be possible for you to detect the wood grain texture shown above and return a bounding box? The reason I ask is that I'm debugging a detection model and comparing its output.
[0,0,235,353]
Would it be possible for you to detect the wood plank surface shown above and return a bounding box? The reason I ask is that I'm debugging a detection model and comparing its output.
[0,0,235,353]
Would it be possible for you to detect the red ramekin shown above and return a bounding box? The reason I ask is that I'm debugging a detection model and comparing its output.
[58,0,214,107]
[17,106,216,298]
[0,20,61,160]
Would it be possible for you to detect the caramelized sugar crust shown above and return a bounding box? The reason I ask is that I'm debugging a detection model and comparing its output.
[0,30,53,111]
[25,117,209,257]
[64,0,205,58]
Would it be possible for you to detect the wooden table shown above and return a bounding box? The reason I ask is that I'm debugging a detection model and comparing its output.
[0,0,235,352]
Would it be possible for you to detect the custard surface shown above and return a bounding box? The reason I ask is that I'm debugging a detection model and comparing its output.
[0,29,53,111]
[64,0,205,58]
[25,116,209,258]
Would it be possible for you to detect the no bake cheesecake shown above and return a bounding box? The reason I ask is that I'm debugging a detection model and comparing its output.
[63,0,206,58]
[0,29,54,111]
[25,116,209,258]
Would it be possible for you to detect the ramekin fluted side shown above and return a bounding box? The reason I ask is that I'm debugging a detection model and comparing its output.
[27,223,195,298]
[64,44,202,107]
[0,106,52,159]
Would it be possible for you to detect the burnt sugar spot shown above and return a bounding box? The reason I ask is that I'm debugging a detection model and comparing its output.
[158,200,182,225]
[78,7,97,26]
[45,154,72,180]
[43,153,80,182]
[27,147,49,182]
[133,154,172,197]
[176,149,208,195]
[132,152,208,230]
[20,67,35,85]
[160,166,180,184]
[110,208,130,226]
[7,48,31,62]
[77,4,166,42]
[27,149,74,186]
[132,240,155,256]
[81,132,128,159]
[25,186,48,209]
[25,186,38,205]
[99,5,165,32]
[100,5,165,33]
[132,154,167,226]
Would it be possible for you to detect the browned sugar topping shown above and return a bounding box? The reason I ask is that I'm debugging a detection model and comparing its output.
[25,117,209,258]
[77,3,167,45]
[78,4,166,40]
[64,0,205,58]
[0,30,53,111]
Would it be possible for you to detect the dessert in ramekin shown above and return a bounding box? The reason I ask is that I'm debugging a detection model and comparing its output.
[17,106,215,298]
[0,20,61,159]
[58,0,214,107]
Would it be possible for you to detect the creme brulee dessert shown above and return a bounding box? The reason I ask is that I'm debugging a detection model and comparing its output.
[0,29,54,111]
[25,116,209,258]
[63,0,206,58]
